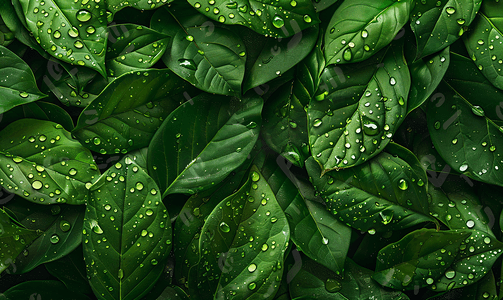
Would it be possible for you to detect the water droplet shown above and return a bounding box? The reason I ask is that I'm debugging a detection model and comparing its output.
[325,278,342,293]
[146,209,153,216]
[69,168,77,176]
[459,164,468,172]
[60,220,71,232]
[261,243,268,251]
[445,270,456,279]
[68,27,79,38]
[466,220,475,228]
[452,139,458,145]
[104,204,111,211]
[219,222,230,232]
[53,30,61,39]
[471,105,485,116]
[483,292,490,298]
[398,97,405,106]
[389,77,396,86]
[76,9,92,22]
[322,237,329,245]
[185,35,194,42]
[74,40,84,48]
[251,171,260,182]
[362,117,379,136]
[150,259,158,265]
[398,179,408,190]
[343,48,352,61]
[178,59,197,70]
[92,223,103,234]
[417,179,424,187]
[248,263,257,272]
[313,118,322,127]
[426,278,434,285]
[303,15,312,23]
[272,15,284,28]
[361,30,368,38]
[484,237,491,244]
[32,180,43,190]
[136,182,144,191]
[50,234,60,244]
[445,7,456,15]
[290,0,297,7]
[86,26,96,34]
[368,228,376,235]
[457,18,465,25]
[434,121,440,130]
[248,282,256,290]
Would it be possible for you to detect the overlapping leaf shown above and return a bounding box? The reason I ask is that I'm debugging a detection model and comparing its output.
[308,41,410,171]
[186,0,319,38]
[324,0,413,65]
[83,155,172,300]
[0,119,100,205]
[147,93,263,197]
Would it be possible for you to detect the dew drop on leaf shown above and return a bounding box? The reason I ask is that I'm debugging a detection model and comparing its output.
[76,9,92,22]
[272,15,285,28]
[59,220,71,232]
[471,105,485,117]
[219,222,230,232]
[398,179,408,190]
[325,278,342,293]
[50,234,60,244]
[248,263,257,272]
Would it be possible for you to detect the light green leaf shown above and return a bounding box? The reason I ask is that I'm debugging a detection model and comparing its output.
[324,0,413,65]
[83,155,172,300]
[0,119,100,205]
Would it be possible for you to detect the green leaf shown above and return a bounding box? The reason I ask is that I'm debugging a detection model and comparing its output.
[289,255,410,299]
[0,101,74,132]
[408,46,450,114]
[306,147,434,233]
[186,0,319,38]
[83,155,173,300]
[189,166,290,299]
[313,0,340,12]
[410,0,482,59]
[5,200,84,273]
[0,2,45,53]
[106,24,170,78]
[256,153,351,276]
[373,228,467,290]
[147,93,263,198]
[324,0,413,65]
[308,41,410,171]
[18,0,108,76]
[107,0,171,14]
[45,246,92,295]
[428,177,492,234]
[0,45,46,114]
[153,8,246,96]
[263,40,325,167]
[0,119,100,205]
[243,25,319,92]
[458,270,498,300]
[2,280,90,300]
[72,69,188,155]
[0,208,40,274]
[426,52,503,187]
[463,0,503,90]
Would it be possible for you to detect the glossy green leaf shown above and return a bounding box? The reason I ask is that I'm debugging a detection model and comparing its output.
[45,246,92,295]
[107,0,172,14]
[153,8,245,96]
[0,119,100,205]
[289,255,410,299]
[2,281,90,299]
[306,147,434,233]
[5,200,84,274]
[309,42,410,171]
[408,46,450,114]
[324,0,413,65]
[0,208,40,274]
[263,41,324,167]
[83,155,172,300]
[147,93,263,198]
[0,45,46,114]
[428,177,492,234]
[189,166,290,299]
[313,0,340,12]
[106,24,170,77]
[186,0,319,38]
[427,52,503,187]
[0,2,45,53]
[463,0,503,90]
[18,0,108,76]
[243,25,319,92]
[256,153,351,276]
[0,101,74,132]
[410,0,482,59]
[458,271,498,300]
[73,69,188,155]
[373,228,467,290]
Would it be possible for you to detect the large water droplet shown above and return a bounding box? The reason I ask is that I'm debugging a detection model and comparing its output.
[219,222,230,232]
[76,9,92,22]
[248,263,257,272]
[92,223,104,234]
[362,117,379,136]
[445,7,456,15]
[398,179,408,190]
[272,15,285,28]
[459,164,468,172]
[445,269,456,279]
[471,105,485,116]
[322,237,329,245]
[251,171,260,182]
[50,234,60,244]
[248,282,256,290]
[343,48,352,61]
[313,118,322,127]
[466,220,475,228]
[32,180,43,190]
[325,278,342,293]
[178,59,197,70]
[60,220,71,232]
[389,77,396,86]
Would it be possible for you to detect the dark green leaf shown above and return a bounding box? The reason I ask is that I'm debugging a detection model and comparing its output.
[458,270,498,300]
[106,24,170,77]
[189,166,290,299]
[324,0,413,65]
[309,41,410,171]
[2,280,90,300]
[186,0,319,38]
[463,0,503,90]
[147,93,263,197]
[306,147,434,233]
[84,155,172,300]
[0,45,46,114]
[263,40,325,167]
[153,8,246,96]
[72,69,187,155]
[18,0,108,76]
[107,0,171,14]
[0,101,74,132]
[5,200,84,273]
[0,119,100,205]
[0,208,40,274]
[243,25,319,92]
[45,246,92,295]
[427,52,503,187]
[410,0,482,59]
